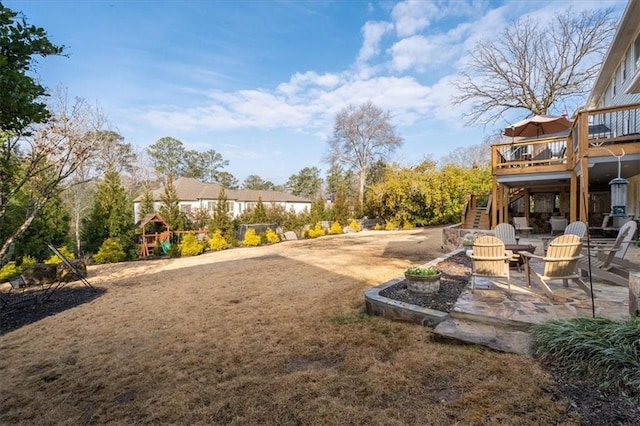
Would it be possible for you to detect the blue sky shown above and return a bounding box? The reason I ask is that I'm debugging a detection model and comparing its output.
[6,0,626,185]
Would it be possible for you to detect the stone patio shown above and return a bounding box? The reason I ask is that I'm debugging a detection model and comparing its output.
[365,235,640,355]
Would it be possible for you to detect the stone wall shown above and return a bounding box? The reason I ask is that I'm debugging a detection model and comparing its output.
[441,223,495,253]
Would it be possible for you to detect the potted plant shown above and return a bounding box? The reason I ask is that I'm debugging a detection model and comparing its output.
[404,266,441,294]
[462,237,475,247]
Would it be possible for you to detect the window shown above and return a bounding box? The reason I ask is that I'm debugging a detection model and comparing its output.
[635,32,640,69]
[207,201,217,211]
[180,204,192,213]
[246,202,257,210]
[623,56,627,81]
[612,73,617,96]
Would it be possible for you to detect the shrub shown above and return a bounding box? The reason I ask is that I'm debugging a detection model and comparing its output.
[307,223,326,239]
[329,221,343,235]
[373,223,383,231]
[0,261,21,281]
[265,227,280,244]
[385,221,396,231]
[243,228,261,246]
[178,233,204,257]
[167,244,181,258]
[93,238,127,264]
[402,222,414,230]
[531,317,640,398]
[349,220,361,232]
[208,229,228,251]
[20,255,37,270]
[44,246,75,264]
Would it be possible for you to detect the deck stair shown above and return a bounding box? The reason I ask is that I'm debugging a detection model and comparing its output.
[462,194,491,229]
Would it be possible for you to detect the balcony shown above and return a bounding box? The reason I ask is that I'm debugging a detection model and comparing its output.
[492,103,640,178]
[492,135,569,176]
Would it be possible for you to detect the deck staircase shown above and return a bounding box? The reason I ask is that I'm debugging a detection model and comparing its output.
[462,195,491,230]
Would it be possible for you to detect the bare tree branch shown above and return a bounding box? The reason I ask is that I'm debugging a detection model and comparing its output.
[325,101,403,207]
[0,88,105,260]
[452,7,616,126]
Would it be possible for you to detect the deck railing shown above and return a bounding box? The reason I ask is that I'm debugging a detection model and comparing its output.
[492,135,568,172]
[493,103,640,174]
[571,102,640,167]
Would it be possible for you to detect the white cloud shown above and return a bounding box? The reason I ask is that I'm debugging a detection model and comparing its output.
[391,0,439,37]
[277,71,342,96]
[388,34,456,72]
[357,21,393,63]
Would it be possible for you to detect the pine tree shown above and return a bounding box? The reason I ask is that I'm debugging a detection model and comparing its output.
[208,188,234,239]
[252,197,268,223]
[138,181,156,220]
[82,169,135,255]
[158,175,185,231]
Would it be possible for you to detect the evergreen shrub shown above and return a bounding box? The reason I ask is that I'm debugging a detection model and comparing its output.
[385,221,396,231]
[307,223,326,238]
[208,229,228,251]
[402,223,414,230]
[20,255,37,270]
[243,228,261,246]
[349,220,361,232]
[167,244,181,258]
[178,233,204,257]
[45,246,75,264]
[373,223,383,231]
[265,227,280,244]
[329,221,342,235]
[0,262,20,281]
[93,238,127,264]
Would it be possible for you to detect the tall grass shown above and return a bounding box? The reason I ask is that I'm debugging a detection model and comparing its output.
[531,317,640,398]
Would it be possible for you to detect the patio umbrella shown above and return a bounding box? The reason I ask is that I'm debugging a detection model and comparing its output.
[504,115,572,138]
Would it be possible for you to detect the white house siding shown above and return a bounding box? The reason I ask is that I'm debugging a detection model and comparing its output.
[132,177,312,223]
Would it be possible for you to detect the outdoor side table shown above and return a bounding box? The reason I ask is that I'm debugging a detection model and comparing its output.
[503,244,536,270]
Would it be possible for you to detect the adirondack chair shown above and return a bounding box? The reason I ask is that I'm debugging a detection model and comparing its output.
[564,221,587,238]
[578,221,638,286]
[513,217,533,235]
[549,217,568,235]
[520,234,590,300]
[494,223,518,245]
[469,235,512,294]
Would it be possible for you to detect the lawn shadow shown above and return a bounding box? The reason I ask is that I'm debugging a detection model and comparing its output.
[381,228,444,263]
[0,286,105,336]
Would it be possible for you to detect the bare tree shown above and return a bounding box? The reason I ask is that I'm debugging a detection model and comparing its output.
[326,101,403,207]
[0,89,105,260]
[453,7,616,125]
[440,133,501,168]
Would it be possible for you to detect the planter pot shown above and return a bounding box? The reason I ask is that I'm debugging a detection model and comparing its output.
[404,272,441,294]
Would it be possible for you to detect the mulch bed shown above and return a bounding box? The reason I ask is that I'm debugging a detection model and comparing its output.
[379,251,472,312]
[380,250,640,425]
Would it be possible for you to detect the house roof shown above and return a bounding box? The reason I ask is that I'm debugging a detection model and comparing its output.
[135,177,311,204]
[135,213,169,229]
[232,189,311,203]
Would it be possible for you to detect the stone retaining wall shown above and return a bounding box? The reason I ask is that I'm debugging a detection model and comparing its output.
[441,223,494,253]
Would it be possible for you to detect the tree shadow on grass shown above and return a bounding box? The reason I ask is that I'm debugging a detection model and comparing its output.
[0,286,105,336]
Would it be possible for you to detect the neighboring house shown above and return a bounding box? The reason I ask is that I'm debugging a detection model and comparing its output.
[477,0,640,232]
[133,177,312,222]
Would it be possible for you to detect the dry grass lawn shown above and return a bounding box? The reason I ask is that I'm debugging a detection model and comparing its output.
[0,228,577,424]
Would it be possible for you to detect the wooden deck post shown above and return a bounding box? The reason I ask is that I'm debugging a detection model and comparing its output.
[570,171,577,222]
[630,272,640,318]
[492,176,498,226]
[580,156,589,223]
